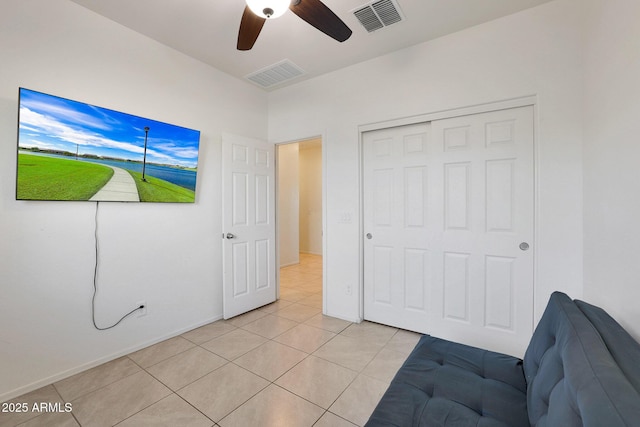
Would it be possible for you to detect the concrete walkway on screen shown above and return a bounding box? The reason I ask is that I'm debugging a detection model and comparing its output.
[89,165,140,202]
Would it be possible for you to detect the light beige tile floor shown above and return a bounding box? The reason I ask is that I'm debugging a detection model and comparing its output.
[0,254,422,427]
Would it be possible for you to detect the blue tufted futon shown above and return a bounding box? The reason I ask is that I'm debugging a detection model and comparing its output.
[366,291,640,426]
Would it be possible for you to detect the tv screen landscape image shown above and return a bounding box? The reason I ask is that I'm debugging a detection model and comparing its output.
[16,88,201,203]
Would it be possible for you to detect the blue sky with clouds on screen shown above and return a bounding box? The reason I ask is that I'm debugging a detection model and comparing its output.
[17,88,200,169]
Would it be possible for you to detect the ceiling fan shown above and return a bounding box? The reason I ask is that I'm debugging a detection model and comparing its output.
[237,0,353,50]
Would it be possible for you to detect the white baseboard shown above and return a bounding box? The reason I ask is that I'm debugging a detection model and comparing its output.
[0,315,222,403]
[300,250,322,256]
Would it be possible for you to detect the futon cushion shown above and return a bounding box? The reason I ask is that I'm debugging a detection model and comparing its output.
[366,336,529,427]
[575,299,640,423]
[523,291,640,427]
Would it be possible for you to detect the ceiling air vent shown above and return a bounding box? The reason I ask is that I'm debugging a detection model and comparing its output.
[245,59,305,88]
[353,0,404,33]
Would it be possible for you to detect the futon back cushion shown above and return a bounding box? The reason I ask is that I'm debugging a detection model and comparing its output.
[523,291,639,427]
[575,299,640,423]
[366,336,528,427]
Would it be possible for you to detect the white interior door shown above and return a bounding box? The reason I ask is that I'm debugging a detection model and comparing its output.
[222,133,276,319]
[363,122,432,330]
[363,106,534,356]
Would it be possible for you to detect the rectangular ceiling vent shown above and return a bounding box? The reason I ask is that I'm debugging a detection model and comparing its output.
[245,59,305,88]
[353,0,404,33]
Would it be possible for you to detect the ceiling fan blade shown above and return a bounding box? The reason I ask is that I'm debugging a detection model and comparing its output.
[290,0,352,43]
[237,6,266,50]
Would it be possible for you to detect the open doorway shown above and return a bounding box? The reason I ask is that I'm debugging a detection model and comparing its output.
[277,138,323,309]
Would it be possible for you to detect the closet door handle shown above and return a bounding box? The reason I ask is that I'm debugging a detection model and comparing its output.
[226,233,236,239]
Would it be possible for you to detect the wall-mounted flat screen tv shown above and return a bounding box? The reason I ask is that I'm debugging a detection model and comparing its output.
[16,88,201,203]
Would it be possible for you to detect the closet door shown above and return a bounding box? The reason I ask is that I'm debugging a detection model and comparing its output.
[363,122,432,332]
[363,106,534,356]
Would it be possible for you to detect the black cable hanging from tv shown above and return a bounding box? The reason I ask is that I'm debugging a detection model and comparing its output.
[91,201,144,330]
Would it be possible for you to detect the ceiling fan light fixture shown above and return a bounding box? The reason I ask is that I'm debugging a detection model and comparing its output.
[246,0,290,19]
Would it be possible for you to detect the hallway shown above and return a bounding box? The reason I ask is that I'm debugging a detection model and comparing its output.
[279,254,323,308]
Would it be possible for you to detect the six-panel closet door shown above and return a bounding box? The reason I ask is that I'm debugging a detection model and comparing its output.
[363,106,534,356]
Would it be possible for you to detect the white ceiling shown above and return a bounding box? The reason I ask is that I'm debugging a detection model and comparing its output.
[69,0,553,90]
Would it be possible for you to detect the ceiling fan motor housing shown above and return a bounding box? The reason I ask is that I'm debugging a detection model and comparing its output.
[246,0,290,19]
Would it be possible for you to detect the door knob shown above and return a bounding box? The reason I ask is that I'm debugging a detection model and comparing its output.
[226,233,236,239]
[366,233,373,240]
[519,242,530,251]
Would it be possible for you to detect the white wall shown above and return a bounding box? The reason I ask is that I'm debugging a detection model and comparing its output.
[277,144,300,267]
[268,0,585,323]
[582,0,640,340]
[299,142,323,255]
[0,0,267,400]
